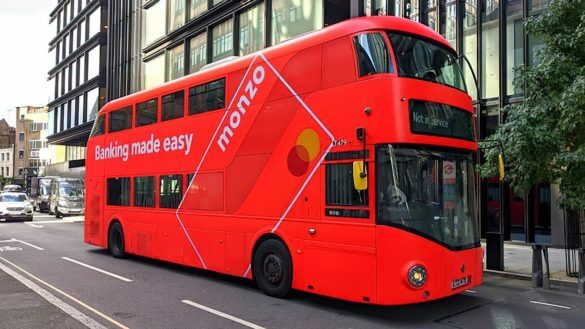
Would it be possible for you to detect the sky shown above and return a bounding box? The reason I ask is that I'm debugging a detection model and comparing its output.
[0,1,54,127]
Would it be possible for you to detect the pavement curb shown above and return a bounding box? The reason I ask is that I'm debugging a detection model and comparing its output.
[483,269,578,289]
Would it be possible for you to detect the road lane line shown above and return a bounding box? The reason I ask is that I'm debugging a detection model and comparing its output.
[182,299,265,329]
[465,290,477,293]
[62,257,132,282]
[530,301,571,309]
[0,256,129,329]
[11,239,45,250]
[25,222,44,228]
[0,258,109,329]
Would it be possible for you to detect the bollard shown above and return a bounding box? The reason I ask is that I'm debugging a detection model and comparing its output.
[542,245,550,290]
[579,248,585,295]
[532,244,543,288]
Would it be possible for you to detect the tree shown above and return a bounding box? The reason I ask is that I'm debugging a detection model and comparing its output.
[479,0,585,209]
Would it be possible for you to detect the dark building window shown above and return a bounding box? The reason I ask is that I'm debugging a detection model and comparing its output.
[134,176,155,207]
[18,150,24,158]
[160,174,182,208]
[189,78,225,115]
[136,99,158,127]
[325,163,368,206]
[109,107,133,133]
[162,91,184,121]
[107,177,130,206]
[19,133,25,141]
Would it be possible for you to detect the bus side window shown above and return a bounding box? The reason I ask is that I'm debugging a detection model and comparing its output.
[160,174,182,209]
[136,99,158,127]
[353,33,391,77]
[109,107,133,133]
[107,177,130,206]
[189,78,226,115]
[134,176,155,207]
[325,163,369,207]
[90,114,105,137]
[162,91,185,121]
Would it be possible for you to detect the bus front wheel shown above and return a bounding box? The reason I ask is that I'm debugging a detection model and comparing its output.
[108,222,126,259]
[253,239,292,298]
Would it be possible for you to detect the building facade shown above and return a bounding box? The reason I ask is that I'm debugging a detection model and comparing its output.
[46,0,109,177]
[0,118,15,182]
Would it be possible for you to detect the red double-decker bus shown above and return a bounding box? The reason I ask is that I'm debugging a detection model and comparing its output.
[85,16,481,305]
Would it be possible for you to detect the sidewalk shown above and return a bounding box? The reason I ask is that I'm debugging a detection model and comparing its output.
[482,241,579,286]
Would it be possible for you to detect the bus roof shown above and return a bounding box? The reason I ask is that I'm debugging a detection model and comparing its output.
[99,16,451,115]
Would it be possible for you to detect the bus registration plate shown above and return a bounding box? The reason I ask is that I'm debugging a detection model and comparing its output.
[451,276,469,289]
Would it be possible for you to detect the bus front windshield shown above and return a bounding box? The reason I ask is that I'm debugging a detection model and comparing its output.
[59,182,84,198]
[376,146,479,250]
[389,32,467,92]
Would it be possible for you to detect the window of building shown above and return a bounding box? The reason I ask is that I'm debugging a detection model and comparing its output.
[65,102,71,129]
[482,0,500,99]
[271,0,323,45]
[168,0,185,32]
[189,33,207,73]
[90,114,104,137]
[109,107,133,133]
[18,168,23,176]
[189,78,225,115]
[88,7,101,38]
[87,87,100,121]
[136,99,158,127]
[71,60,78,88]
[79,54,86,84]
[212,19,234,62]
[325,163,368,206]
[18,150,24,158]
[408,0,420,21]
[48,76,56,102]
[29,140,47,149]
[1,167,3,176]
[56,72,61,97]
[144,0,166,46]
[19,133,24,141]
[79,19,86,46]
[64,2,69,26]
[239,4,265,56]
[162,91,184,121]
[107,177,130,206]
[354,33,390,77]
[144,54,165,89]
[87,45,100,80]
[160,174,182,208]
[63,66,69,94]
[134,176,155,207]
[190,0,207,19]
[72,27,78,52]
[56,106,61,133]
[5,154,8,161]
[63,34,69,59]
[1,154,4,161]
[439,0,456,49]
[463,0,478,102]
[5,167,8,177]
[166,43,185,81]
[78,94,85,124]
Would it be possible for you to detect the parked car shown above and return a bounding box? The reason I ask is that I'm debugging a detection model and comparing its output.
[2,184,22,192]
[49,178,85,218]
[0,192,34,221]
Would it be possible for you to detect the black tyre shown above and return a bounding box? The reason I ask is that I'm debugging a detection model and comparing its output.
[253,239,292,298]
[108,222,126,259]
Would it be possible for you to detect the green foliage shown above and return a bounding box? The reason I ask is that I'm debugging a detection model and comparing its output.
[479,0,585,209]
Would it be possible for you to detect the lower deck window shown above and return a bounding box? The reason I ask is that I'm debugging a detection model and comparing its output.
[134,176,155,207]
[160,174,182,208]
[107,177,130,206]
[325,163,368,207]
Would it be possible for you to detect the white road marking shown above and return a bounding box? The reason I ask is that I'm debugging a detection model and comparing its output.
[0,256,129,329]
[465,290,477,293]
[62,257,133,282]
[182,299,265,329]
[0,258,109,329]
[25,222,44,228]
[11,239,45,251]
[530,301,571,309]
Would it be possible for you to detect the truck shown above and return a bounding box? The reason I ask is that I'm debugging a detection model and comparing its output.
[48,178,85,218]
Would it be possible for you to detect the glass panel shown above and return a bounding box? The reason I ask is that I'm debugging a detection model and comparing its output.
[409,100,475,140]
[506,0,523,96]
[354,33,391,77]
[134,176,155,207]
[440,0,457,49]
[239,4,265,56]
[160,174,182,208]
[136,99,158,127]
[72,27,77,52]
[64,102,70,129]
[162,91,184,121]
[528,0,549,13]
[374,0,388,15]
[109,107,132,133]
[168,0,186,31]
[79,93,85,123]
[48,76,55,102]
[107,178,130,206]
[408,0,420,21]
[377,146,479,249]
[481,0,500,99]
[79,54,86,84]
[90,114,105,136]
[189,78,226,115]
[87,87,99,121]
[71,98,77,126]
[144,54,165,89]
[394,0,403,17]
[79,19,86,45]
[189,33,207,73]
[528,33,545,67]
[271,0,323,44]
[325,163,368,206]
[166,43,185,81]
[190,0,207,19]
[63,66,69,94]
[144,0,166,46]
[88,7,101,38]
[48,109,55,134]
[71,60,77,88]
[212,19,234,62]
[63,34,68,58]
[87,45,100,79]
[463,0,478,101]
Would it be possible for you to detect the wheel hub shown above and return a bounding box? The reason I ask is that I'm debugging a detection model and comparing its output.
[263,253,283,285]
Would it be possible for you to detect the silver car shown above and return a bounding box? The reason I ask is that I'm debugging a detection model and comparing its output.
[0,192,34,222]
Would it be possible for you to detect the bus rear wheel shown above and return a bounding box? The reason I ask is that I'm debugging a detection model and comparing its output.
[253,239,292,298]
[108,222,126,259]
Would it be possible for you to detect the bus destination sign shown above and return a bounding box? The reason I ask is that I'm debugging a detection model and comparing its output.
[409,100,475,141]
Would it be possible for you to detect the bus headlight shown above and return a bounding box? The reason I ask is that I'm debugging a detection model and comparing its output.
[407,265,427,288]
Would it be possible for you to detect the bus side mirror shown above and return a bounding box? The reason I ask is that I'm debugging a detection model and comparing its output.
[353,161,368,191]
[498,153,505,181]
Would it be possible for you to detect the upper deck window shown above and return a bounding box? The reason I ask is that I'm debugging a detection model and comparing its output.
[109,107,133,133]
[90,114,105,137]
[189,78,226,115]
[136,99,158,127]
[388,33,467,92]
[162,91,185,121]
[353,33,392,77]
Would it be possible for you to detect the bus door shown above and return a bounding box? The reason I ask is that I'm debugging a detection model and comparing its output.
[302,157,376,303]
